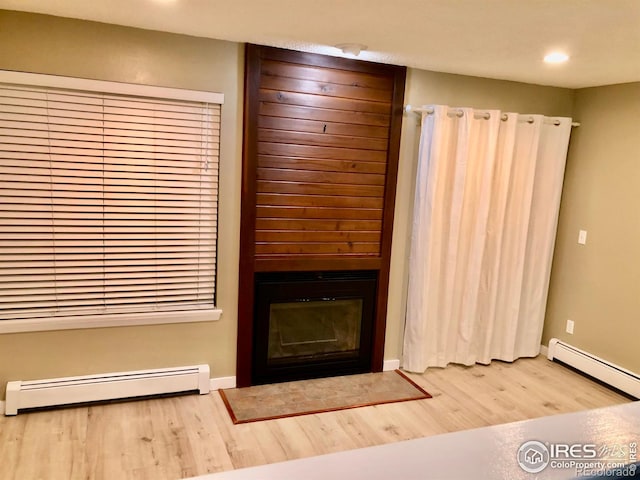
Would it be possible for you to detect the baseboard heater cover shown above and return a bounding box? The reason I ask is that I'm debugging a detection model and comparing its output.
[547,339,640,399]
[4,364,210,416]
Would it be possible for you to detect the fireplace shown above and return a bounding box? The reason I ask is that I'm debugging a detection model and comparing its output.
[252,271,377,385]
[237,45,405,386]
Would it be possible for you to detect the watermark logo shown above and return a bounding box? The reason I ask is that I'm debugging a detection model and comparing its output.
[517,441,638,477]
[517,440,550,473]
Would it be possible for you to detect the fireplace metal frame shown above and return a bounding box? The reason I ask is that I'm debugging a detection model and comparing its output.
[252,271,377,385]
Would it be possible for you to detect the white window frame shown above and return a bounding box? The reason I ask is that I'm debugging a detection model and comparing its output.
[0,70,223,333]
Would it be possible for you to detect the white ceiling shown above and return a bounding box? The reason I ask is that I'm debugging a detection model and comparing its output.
[1,0,639,88]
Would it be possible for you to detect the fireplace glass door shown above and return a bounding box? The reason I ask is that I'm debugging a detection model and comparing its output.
[252,271,376,385]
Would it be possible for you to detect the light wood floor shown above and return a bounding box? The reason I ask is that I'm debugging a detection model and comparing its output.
[0,356,631,480]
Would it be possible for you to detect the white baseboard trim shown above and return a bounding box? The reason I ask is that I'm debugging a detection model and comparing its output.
[209,365,404,390]
[540,344,549,357]
[210,376,236,390]
[0,348,557,415]
[383,359,401,371]
[3,350,548,414]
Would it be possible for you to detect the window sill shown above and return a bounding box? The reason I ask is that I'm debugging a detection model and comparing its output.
[0,309,223,334]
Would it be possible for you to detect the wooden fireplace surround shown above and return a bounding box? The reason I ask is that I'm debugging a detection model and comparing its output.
[237,44,406,386]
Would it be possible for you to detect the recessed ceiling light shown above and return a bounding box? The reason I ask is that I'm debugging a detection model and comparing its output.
[544,52,569,64]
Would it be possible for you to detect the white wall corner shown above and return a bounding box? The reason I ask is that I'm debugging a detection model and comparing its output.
[210,376,236,390]
[0,400,5,416]
[383,359,401,371]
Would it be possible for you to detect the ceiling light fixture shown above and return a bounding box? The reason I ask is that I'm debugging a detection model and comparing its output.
[544,52,569,64]
[335,43,368,57]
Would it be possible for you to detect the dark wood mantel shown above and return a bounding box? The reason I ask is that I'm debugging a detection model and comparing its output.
[237,44,406,386]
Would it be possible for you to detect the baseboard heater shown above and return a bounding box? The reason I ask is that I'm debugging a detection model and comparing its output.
[547,339,640,399]
[4,364,210,416]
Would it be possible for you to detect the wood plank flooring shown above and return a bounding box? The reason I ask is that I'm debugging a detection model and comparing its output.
[0,356,631,480]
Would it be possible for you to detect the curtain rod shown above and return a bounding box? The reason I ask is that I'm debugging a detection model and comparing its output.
[404,105,581,127]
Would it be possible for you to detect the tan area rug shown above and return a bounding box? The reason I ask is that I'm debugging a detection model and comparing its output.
[219,370,431,424]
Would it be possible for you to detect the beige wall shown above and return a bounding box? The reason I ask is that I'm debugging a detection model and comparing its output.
[0,10,578,399]
[542,82,640,372]
[385,69,575,361]
[0,11,244,398]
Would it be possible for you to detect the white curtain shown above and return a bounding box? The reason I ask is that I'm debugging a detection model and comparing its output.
[403,105,572,372]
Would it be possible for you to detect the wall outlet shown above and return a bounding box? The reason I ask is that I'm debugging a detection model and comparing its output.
[578,230,587,245]
[566,319,575,334]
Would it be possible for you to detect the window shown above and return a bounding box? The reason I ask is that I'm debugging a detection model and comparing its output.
[0,71,223,332]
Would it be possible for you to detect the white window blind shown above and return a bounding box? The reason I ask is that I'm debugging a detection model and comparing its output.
[0,72,222,327]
